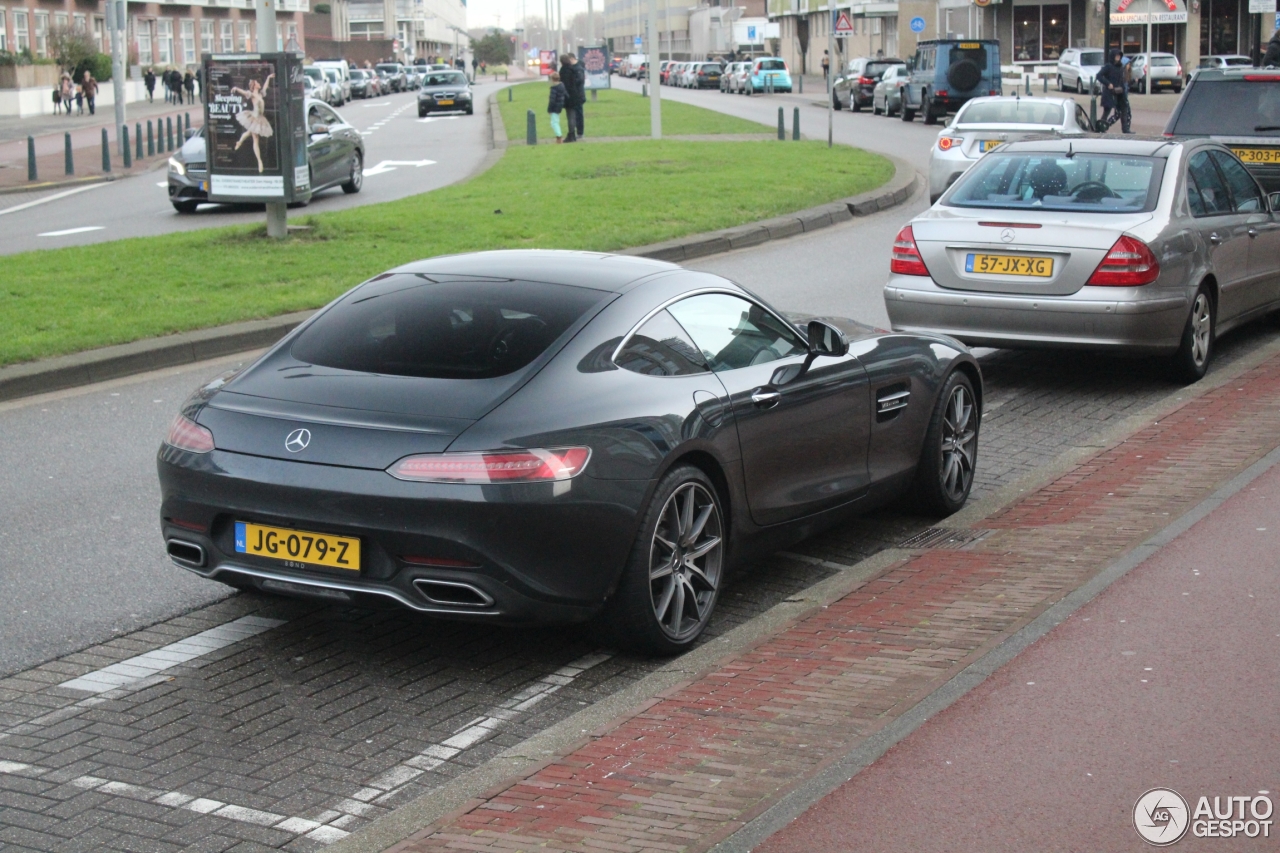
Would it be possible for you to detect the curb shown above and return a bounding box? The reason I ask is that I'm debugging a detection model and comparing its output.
[621,154,919,262]
[0,173,118,196]
[0,312,313,403]
[0,101,916,404]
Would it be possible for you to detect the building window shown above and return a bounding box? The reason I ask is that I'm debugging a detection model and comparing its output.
[73,12,85,32]
[237,19,251,51]
[34,10,48,57]
[220,19,232,51]
[157,18,172,64]
[53,11,66,31]
[93,15,103,50]
[1013,2,1068,62]
[181,19,194,64]
[13,9,25,50]
[0,8,7,51]
[351,21,384,38]
[200,19,213,54]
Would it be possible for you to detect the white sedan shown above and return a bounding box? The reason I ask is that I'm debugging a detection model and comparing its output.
[929,96,1094,203]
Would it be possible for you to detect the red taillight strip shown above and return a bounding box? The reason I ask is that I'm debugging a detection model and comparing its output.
[890,225,930,276]
[388,447,591,484]
[1244,75,1280,82]
[164,414,215,453]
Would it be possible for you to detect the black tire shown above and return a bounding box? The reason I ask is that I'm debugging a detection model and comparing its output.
[1174,85,1182,94]
[923,95,938,125]
[901,103,915,121]
[833,91,843,110]
[599,465,726,655]
[171,200,199,213]
[910,370,979,516]
[1077,78,1085,94]
[851,94,862,111]
[1172,286,1215,383]
[872,98,882,115]
[341,152,363,194]
[1057,75,1065,92]
[887,99,899,117]
[466,105,474,115]
[418,107,427,117]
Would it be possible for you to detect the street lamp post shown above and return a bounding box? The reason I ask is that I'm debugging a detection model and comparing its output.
[108,0,125,156]
[255,0,287,239]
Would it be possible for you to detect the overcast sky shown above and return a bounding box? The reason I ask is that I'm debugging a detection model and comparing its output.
[467,0,592,34]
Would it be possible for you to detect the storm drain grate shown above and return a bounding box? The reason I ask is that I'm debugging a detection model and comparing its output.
[898,527,993,550]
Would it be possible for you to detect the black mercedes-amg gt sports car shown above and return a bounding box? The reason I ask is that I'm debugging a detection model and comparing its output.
[158,250,981,653]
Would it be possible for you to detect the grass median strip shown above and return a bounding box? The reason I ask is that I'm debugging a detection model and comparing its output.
[1,139,891,368]
[498,82,766,139]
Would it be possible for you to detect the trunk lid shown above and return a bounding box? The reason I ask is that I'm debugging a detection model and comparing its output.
[913,207,1153,296]
[951,124,1062,158]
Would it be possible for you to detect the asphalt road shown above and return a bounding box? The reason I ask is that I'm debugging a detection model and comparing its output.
[0,85,498,256]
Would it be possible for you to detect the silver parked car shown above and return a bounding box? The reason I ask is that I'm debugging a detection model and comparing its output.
[885,137,1280,381]
[1130,52,1183,93]
[929,97,1093,202]
[1057,47,1105,94]
[872,65,912,116]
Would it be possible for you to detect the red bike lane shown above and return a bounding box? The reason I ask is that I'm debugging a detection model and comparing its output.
[759,456,1280,852]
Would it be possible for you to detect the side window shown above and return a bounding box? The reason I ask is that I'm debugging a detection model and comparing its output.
[307,106,325,133]
[1186,173,1207,217]
[317,104,342,125]
[615,310,709,377]
[1186,151,1233,216]
[666,293,807,373]
[1210,150,1264,212]
[1076,104,1091,130]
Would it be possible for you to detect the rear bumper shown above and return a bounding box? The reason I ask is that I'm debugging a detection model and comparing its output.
[158,448,649,623]
[884,275,1189,353]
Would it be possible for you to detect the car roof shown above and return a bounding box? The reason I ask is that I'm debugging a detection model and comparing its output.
[998,136,1187,157]
[1193,67,1280,81]
[387,250,681,292]
[960,95,1073,106]
[916,39,999,45]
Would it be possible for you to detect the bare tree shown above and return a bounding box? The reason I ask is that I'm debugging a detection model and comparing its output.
[47,25,97,75]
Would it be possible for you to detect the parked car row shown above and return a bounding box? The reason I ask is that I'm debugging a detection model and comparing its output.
[658,60,725,89]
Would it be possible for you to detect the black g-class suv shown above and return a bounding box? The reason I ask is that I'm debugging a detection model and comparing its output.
[901,39,1003,124]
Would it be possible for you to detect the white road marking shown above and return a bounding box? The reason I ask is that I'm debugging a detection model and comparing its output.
[0,182,105,217]
[58,615,286,693]
[346,651,612,807]
[362,101,393,107]
[363,159,436,177]
[156,181,168,187]
[38,226,105,237]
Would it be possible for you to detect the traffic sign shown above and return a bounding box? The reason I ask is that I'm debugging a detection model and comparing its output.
[833,9,855,35]
[909,16,926,32]
[634,36,642,47]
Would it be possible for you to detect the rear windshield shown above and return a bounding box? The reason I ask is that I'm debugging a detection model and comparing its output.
[700,64,722,71]
[958,100,1065,124]
[949,46,988,66]
[758,59,786,70]
[304,68,323,80]
[1152,56,1178,66]
[1171,80,1280,136]
[1079,51,1104,66]
[425,72,467,86]
[947,152,1163,213]
[864,62,901,78]
[291,276,607,380]
[350,70,368,79]
[1224,56,1252,66]
[376,64,401,72]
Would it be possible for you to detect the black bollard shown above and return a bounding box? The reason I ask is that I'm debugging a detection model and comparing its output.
[777,106,785,140]
[642,83,648,97]
[122,125,132,168]
[793,106,800,140]
[65,132,74,175]
[798,75,803,94]
[27,135,36,181]
[526,109,537,145]
[101,128,111,173]
[136,122,142,161]
[1090,88,1098,130]
[166,116,174,152]
[185,112,190,132]
[591,88,597,101]
[147,120,155,157]
[1043,75,1047,94]
[508,86,513,101]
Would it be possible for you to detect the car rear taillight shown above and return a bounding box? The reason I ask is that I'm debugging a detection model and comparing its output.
[164,414,215,453]
[935,89,949,98]
[1086,235,1160,286]
[1244,75,1280,81]
[859,76,876,85]
[937,136,961,151]
[989,89,1001,95]
[890,226,930,276]
[388,447,591,484]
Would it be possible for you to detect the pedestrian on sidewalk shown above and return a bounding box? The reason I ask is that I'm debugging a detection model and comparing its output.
[559,53,585,142]
[60,74,73,115]
[470,55,478,82]
[173,68,186,104]
[52,82,63,115]
[822,50,830,82]
[547,71,567,143]
[145,67,156,102]
[1096,49,1131,134]
[82,70,97,116]
[74,82,84,115]
[184,70,196,105]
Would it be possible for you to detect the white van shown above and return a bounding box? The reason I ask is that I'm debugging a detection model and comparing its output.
[313,60,352,104]
[624,53,647,77]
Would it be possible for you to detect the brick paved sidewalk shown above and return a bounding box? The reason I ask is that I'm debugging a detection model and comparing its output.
[384,350,1280,853]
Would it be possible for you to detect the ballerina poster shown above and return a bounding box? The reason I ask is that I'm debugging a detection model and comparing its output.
[205,57,289,199]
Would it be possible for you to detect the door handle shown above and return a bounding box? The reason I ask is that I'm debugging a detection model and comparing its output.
[1248,228,1259,238]
[1209,233,1223,245]
[750,389,781,409]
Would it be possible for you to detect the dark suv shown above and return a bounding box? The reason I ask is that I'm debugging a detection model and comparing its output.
[1165,68,1280,192]
[901,39,1002,124]
[832,57,905,111]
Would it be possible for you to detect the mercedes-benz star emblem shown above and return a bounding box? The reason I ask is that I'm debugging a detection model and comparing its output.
[1000,228,1016,243]
[285,428,311,453]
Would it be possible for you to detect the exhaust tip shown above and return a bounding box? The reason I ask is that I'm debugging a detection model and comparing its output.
[413,579,494,609]
[166,539,206,568]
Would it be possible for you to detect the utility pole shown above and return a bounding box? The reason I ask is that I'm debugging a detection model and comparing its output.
[108,0,125,155]
[588,0,594,44]
[648,0,660,137]
[557,0,563,53]
[827,9,834,147]
[255,0,287,238]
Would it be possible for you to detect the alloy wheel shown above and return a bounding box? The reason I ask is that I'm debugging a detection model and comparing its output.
[939,385,977,503]
[648,482,723,642]
[1190,292,1212,367]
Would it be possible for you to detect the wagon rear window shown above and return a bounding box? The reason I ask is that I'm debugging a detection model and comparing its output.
[947,152,1163,212]
[291,276,607,379]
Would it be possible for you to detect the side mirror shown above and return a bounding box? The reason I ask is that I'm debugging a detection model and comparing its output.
[1270,192,1280,213]
[183,127,200,140]
[807,320,848,357]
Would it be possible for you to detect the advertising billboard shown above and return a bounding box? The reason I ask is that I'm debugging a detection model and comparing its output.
[203,52,310,205]
[539,50,557,76]
[579,45,611,90]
